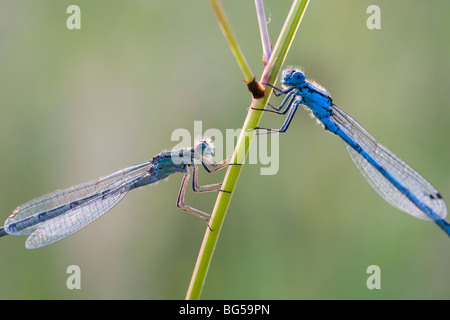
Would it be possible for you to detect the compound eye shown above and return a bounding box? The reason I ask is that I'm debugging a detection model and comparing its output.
[292,71,305,83]
[198,141,214,156]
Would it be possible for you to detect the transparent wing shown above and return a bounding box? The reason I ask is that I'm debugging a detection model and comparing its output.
[25,187,129,249]
[330,104,446,221]
[5,161,153,238]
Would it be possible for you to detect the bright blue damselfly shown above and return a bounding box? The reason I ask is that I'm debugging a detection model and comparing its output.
[253,67,449,237]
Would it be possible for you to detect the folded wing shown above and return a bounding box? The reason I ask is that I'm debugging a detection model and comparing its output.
[330,104,446,221]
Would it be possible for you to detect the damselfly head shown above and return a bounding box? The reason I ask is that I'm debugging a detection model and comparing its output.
[281,68,305,87]
[194,137,215,158]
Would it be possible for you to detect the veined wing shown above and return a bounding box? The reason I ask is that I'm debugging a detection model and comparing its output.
[5,161,153,237]
[330,104,447,221]
[24,186,128,249]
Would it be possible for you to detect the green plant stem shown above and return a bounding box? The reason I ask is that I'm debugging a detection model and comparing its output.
[208,0,254,82]
[185,0,310,300]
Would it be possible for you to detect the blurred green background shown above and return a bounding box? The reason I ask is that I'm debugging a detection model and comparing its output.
[0,0,449,299]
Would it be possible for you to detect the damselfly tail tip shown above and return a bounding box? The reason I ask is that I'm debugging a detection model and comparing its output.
[0,227,7,238]
[435,219,450,238]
